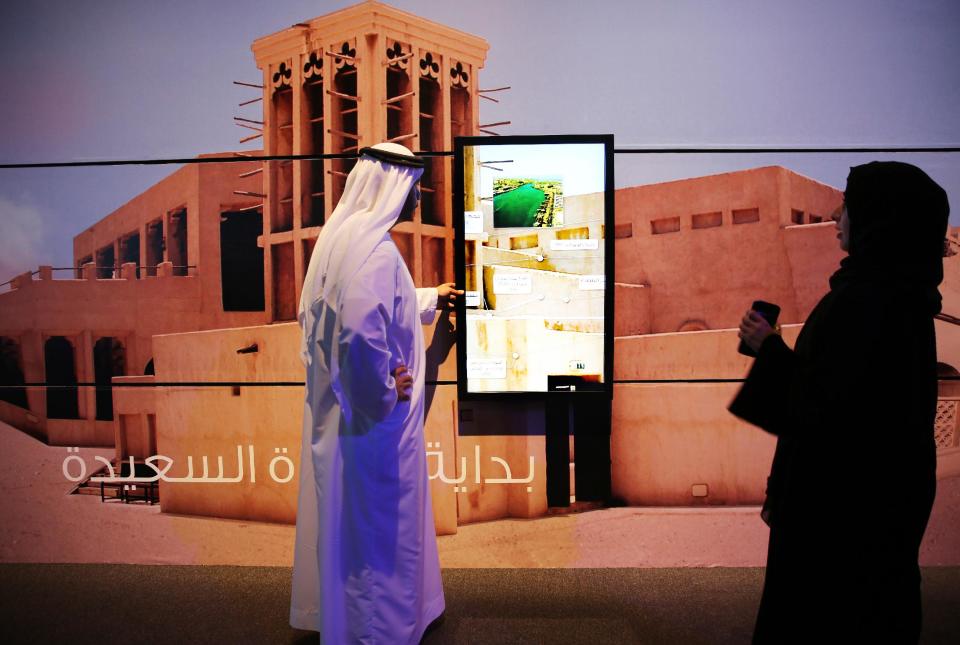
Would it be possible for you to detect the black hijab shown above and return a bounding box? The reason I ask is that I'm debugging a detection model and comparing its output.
[828,161,950,316]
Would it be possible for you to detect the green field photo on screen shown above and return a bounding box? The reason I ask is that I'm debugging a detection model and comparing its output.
[492,178,563,227]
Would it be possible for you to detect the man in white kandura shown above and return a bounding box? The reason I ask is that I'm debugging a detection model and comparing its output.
[290,142,461,643]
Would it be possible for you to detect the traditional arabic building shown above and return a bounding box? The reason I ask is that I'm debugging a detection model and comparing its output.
[0,1,958,531]
[250,0,487,321]
[0,155,266,445]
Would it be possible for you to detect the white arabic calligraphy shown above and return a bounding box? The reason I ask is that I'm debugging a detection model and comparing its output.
[425,442,535,493]
[70,444,290,485]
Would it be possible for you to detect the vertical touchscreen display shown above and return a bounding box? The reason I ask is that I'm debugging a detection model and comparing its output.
[455,135,613,396]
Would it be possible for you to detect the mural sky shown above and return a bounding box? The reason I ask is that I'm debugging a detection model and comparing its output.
[1,0,958,279]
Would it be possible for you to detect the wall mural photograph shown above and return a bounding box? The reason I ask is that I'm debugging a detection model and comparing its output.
[1,1,958,643]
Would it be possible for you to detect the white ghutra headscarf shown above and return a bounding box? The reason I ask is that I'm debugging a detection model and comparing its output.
[298,142,424,367]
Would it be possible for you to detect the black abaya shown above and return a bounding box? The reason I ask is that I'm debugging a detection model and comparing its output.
[729,161,949,644]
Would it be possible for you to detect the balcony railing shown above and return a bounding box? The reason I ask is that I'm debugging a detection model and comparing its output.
[1,263,198,293]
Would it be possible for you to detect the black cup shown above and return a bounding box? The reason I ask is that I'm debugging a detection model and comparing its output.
[738,300,781,357]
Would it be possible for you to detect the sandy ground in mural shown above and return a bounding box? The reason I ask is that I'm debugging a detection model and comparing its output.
[1,420,957,567]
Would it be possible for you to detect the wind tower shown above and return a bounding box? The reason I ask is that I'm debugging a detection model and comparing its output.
[249,1,489,322]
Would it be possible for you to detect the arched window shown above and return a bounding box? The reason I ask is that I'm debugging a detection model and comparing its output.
[45,336,79,419]
[94,337,125,421]
[0,337,28,409]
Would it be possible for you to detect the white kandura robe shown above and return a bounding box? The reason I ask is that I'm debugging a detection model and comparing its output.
[290,235,444,642]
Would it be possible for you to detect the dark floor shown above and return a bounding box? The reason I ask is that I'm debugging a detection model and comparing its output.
[1,565,958,644]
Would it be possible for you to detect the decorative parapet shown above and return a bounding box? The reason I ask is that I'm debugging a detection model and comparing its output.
[271,60,292,90]
[332,40,357,72]
[419,51,440,80]
[450,60,470,89]
[385,40,411,71]
[10,271,34,289]
[935,399,959,451]
[302,50,323,81]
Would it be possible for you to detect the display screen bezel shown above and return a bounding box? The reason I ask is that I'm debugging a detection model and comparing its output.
[453,134,615,400]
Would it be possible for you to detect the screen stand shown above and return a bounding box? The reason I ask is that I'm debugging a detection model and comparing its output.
[545,397,572,507]
[545,395,612,508]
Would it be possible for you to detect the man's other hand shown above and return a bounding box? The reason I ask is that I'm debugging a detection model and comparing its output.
[393,365,413,401]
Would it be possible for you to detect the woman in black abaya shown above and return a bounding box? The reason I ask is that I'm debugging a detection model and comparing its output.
[730,161,949,644]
